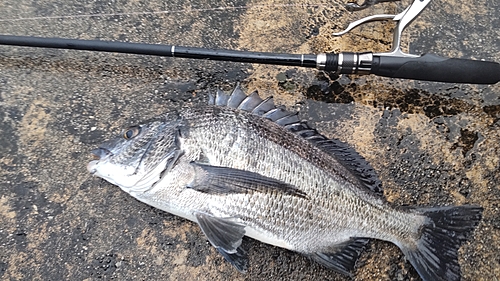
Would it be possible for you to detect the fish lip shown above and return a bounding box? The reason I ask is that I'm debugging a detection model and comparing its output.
[87,147,113,175]
[87,160,99,174]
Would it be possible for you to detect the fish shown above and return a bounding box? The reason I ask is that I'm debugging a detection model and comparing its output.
[87,84,482,281]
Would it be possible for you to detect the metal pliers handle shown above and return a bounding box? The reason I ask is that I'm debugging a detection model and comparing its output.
[317,0,500,84]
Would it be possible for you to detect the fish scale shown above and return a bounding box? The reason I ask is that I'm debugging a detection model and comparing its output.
[183,107,361,196]
[88,85,482,281]
[179,106,419,249]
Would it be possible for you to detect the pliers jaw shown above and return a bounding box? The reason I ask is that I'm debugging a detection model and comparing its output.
[345,0,401,12]
[335,0,432,58]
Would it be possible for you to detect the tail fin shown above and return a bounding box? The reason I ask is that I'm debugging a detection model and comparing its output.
[403,206,482,281]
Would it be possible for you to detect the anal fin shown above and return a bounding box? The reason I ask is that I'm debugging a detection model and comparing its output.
[309,238,370,276]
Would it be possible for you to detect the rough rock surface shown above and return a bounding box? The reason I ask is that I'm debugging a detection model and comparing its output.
[0,0,498,280]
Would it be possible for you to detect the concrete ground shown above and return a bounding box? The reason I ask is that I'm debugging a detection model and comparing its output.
[0,0,498,280]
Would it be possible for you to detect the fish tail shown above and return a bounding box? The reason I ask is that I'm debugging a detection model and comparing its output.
[402,205,482,281]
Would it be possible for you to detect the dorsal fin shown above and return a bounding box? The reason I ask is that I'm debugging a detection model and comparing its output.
[212,84,301,126]
[208,84,383,196]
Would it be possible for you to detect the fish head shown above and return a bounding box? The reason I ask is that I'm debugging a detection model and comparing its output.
[87,114,182,193]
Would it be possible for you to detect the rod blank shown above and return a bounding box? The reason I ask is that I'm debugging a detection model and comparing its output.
[0,35,318,68]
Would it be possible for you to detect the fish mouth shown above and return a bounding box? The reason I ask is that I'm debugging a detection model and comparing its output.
[87,147,113,174]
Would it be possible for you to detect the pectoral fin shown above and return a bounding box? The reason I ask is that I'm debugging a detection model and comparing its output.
[195,212,248,272]
[188,163,308,199]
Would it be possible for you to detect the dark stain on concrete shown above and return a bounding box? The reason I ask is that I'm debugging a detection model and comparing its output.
[451,128,479,156]
[0,112,19,157]
[305,72,356,104]
[483,104,500,121]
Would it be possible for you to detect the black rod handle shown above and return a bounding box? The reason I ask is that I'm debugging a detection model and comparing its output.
[372,54,500,84]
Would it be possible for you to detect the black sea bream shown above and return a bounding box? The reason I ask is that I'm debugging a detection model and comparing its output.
[87,85,482,281]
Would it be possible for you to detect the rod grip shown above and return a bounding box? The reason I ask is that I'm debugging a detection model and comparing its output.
[372,54,500,84]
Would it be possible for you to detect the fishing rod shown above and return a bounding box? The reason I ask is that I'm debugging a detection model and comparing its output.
[0,0,498,84]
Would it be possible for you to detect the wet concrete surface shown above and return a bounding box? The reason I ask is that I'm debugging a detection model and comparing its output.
[0,0,499,280]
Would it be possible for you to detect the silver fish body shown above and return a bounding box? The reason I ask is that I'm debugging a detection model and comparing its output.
[88,85,482,281]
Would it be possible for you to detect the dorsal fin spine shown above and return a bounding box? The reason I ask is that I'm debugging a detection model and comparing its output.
[252,97,275,115]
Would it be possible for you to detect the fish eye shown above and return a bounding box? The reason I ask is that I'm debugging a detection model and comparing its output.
[123,126,141,140]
